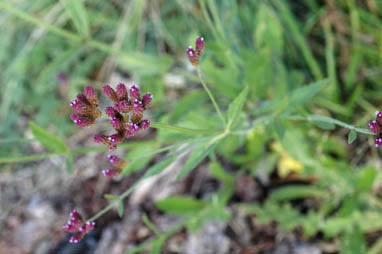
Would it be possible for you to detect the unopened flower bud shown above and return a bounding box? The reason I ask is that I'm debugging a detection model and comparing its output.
[139,120,150,130]
[107,154,128,168]
[187,46,199,66]
[369,120,380,134]
[108,134,123,145]
[70,210,82,220]
[69,232,84,243]
[196,36,204,56]
[114,100,132,113]
[84,86,99,106]
[108,145,117,152]
[76,94,88,104]
[116,83,127,101]
[102,168,122,178]
[110,117,124,132]
[102,85,119,102]
[375,138,382,147]
[125,122,139,137]
[376,111,382,125]
[142,93,153,110]
[63,223,77,232]
[94,134,108,144]
[131,99,143,123]
[85,221,95,233]
[129,84,140,101]
[71,114,95,127]
[105,106,118,117]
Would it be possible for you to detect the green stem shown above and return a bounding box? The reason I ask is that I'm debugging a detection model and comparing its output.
[0,152,59,164]
[150,122,221,135]
[196,68,226,125]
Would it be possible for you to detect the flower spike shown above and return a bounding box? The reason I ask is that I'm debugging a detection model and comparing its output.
[84,86,99,106]
[102,85,119,102]
[196,36,204,56]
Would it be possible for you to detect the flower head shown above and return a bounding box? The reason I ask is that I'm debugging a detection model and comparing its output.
[63,210,95,243]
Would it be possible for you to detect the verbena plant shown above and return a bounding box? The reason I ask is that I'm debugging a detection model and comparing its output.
[1,1,381,253]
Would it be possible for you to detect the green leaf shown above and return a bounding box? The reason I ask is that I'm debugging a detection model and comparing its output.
[155,196,207,215]
[272,119,285,139]
[61,0,90,37]
[338,195,359,217]
[29,122,68,153]
[177,140,216,180]
[357,167,377,192]
[209,161,233,184]
[254,3,283,53]
[253,79,328,116]
[340,227,367,254]
[117,201,124,217]
[269,185,326,201]
[226,86,248,129]
[104,194,119,200]
[312,120,335,130]
[171,90,208,122]
[142,214,160,235]
[143,155,175,178]
[348,129,357,144]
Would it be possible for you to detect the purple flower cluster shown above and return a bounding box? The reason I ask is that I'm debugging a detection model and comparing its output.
[70,86,101,127]
[369,111,382,147]
[186,36,204,66]
[70,83,152,151]
[63,210,95,243]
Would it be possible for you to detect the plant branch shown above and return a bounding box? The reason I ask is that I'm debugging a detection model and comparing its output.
[150,122,222,135]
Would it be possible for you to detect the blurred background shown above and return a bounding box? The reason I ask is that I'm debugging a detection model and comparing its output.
[0,0,382,253]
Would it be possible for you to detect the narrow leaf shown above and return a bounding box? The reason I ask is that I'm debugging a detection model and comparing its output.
[143,155,175,179]
[29,122,68,153]
[155,196,207,215]
[312,120,335,130]
[61,0,90,37]
[253,79,328,116]
[227,86,248,129]
[269,185,326,201]
[348,129,357,144]
[209,161,233,184]
[177,141,216,180]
